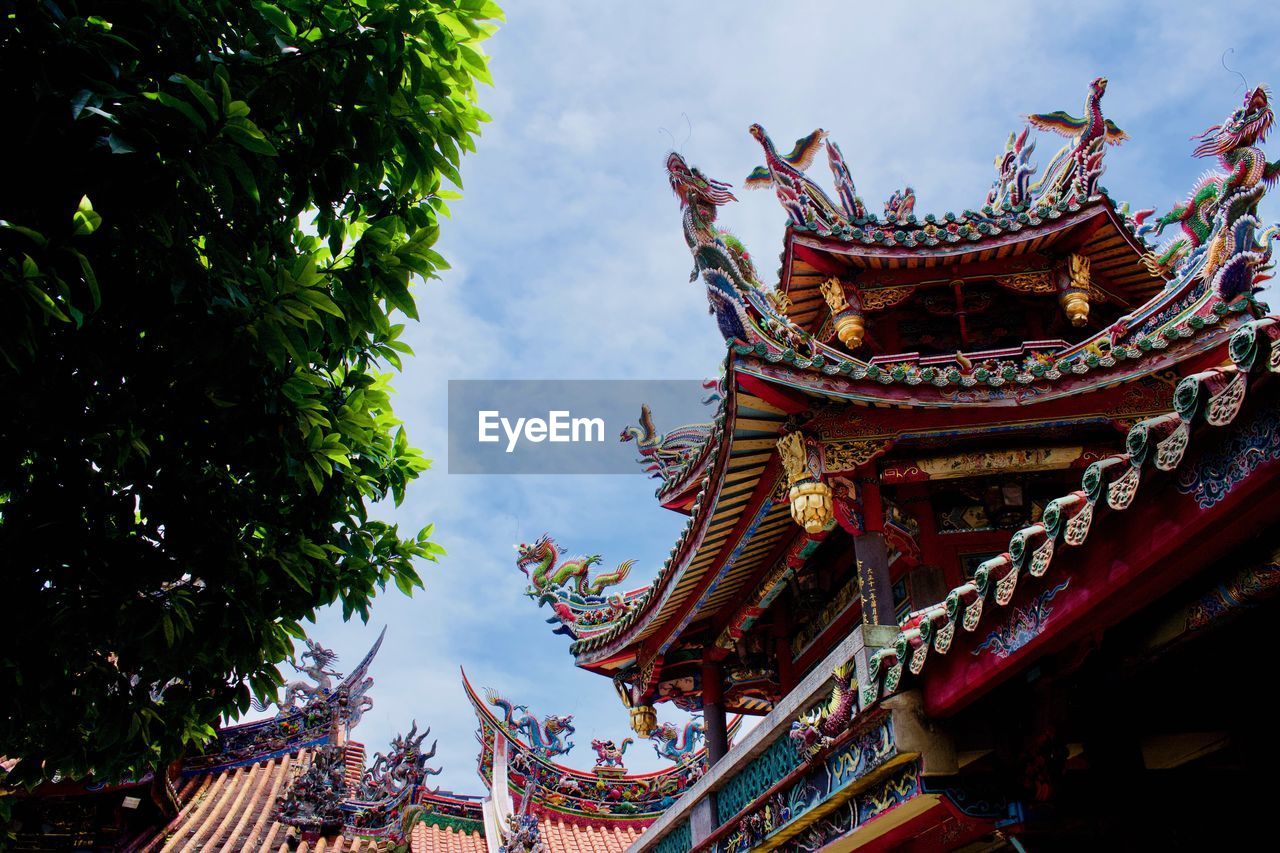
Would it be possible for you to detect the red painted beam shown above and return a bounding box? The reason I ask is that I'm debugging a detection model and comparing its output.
[921,436,1280,717]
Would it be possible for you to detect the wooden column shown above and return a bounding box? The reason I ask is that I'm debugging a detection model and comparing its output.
[772,608,796,695]
[901,485,949,607]
[855,468,897,626]
[702,658,729,767]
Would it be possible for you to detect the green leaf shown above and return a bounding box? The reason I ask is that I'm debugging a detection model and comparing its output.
[281,560,313,593]
[295,289,344,318]
[145,91,208,132]
[223,122,278,156]
[71,250,101,310]
[72,196,101,236]
[254,2,297,36]
[171,74,219,119]
[23,282,71,322]
[1,222,49,247]
[224,150,260,204]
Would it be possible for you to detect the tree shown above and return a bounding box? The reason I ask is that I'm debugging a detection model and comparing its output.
[0,0,499,790]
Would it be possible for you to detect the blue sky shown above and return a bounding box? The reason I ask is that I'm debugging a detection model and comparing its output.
[260,1,1280,792]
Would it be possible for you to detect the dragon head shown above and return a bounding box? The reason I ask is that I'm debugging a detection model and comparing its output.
[299,638,338,669]
[515,535,552,578]
[652,721,678,742]
[667,152,737,209]
[1194,85,1273,158]
[545,713,575,737]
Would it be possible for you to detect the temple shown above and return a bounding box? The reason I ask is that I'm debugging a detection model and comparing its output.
[3,630,737,851]
[7,78,1280,853]
[519,79,1280,849]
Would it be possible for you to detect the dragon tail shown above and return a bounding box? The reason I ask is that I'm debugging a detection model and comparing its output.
[584,559,636,595]
[484,689,516,724]
[620,737,634,755]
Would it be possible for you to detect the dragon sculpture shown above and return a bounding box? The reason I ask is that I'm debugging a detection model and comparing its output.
[986,127,1038,210]
[517,535,635,599]
[1027,76,1128,199]
[620,403,713,485]
[788,663,857,760]
[590,737,634,769]
[516,535,639,641]
[1147,85,1280,278]
[649,718,705,765]
[277,744,346,832]
[667,151,764,341]
[357,722,441,800]
[487,689,577,759]
[251,638,341,713]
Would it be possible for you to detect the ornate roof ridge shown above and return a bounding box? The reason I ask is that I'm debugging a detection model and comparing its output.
[461,668,736,784]
[552,79,1280,682]
[860,315,1280,703]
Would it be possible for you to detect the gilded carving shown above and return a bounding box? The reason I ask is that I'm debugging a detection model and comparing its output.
[859,285,914,311]
[822,439,890,472]
[777,431,810,485]
[996,270,1055,294]
[819,277,850,313]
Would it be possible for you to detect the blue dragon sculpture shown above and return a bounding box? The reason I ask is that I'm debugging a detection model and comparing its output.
[649,718,705,765]
[486,690,576,759]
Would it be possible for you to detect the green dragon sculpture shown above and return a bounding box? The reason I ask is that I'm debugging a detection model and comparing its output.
[1147,85,1280,276]
[517,534,635,598]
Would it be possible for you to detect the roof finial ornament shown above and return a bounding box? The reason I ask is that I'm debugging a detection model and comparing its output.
[883,186,916,223]
[620,403,712,485]
[666,151,763,341]
[250,637,341,715]
[825,139,867,220]
[746,124,847,236]
[986,127,1037,211]
[1147,85,1280,281]
[1026,76,1128,200]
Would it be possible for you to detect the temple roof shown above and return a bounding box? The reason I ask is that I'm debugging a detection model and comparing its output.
[462,669,738,821]
[860,317,1280,703]
[520,79,1280,725]
[781,193,1166,335]
[128,748,395,852]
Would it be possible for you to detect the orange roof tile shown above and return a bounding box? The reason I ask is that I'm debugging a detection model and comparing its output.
[536,817,643,853]
[408,820,487,853]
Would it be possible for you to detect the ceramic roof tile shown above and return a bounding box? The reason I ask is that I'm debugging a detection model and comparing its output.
[409,823,486,853]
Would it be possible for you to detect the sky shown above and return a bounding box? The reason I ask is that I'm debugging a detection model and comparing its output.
[244,1,1280,793]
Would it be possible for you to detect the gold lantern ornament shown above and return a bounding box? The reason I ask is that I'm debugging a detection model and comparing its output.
[628,705,658,738]
[1060,254,1092,327]
[777,431,833,534]
[615,672,658,738]
[819,277,866,349]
